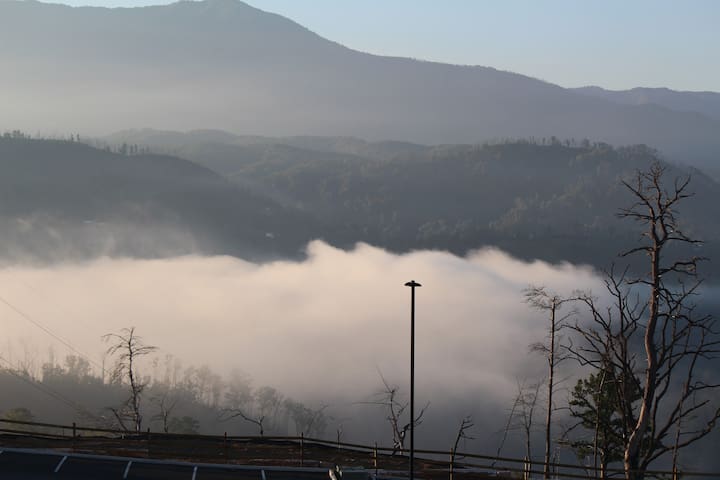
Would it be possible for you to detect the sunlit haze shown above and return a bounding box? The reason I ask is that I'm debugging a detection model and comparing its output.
[47,0,720,92]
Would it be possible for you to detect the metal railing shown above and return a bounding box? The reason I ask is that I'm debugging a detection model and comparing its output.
[0,418,716,479]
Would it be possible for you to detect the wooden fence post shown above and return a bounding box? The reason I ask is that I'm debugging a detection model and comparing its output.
[523,456,530,480]
[300,432,305,466]
[147,428,151,458]
[224,432,229,463]
[72,422,77,453]
[449,447,454,480]
[373,441,378,475]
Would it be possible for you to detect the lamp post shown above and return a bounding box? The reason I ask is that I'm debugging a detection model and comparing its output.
[404,280,421,480]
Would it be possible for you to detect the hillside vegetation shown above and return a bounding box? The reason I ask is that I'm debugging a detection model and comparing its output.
[0,135,315,261]
[2,133,719,274]
[104,131,720,273]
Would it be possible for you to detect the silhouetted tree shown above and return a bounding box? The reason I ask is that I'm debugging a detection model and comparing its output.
[566,163,720,479]
[525,286,574,479]
[224,369,253,410]
[284,399,328,437]
[220,384,284,436]
[369,372,428,455]
[103,327,157,432]
[450,416,474,480]
[151,387,179,433]
[510,380,541,471]
[224,408,265,436]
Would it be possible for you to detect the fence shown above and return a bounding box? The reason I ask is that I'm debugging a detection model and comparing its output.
[0,418,716,480]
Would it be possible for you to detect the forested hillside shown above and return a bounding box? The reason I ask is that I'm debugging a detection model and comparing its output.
[0,135,315,261]
[104,132,720,273]
[2,133,718,275]
[0,354,326,438]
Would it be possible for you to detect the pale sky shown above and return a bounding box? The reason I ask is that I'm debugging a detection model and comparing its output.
[40,0,720,92]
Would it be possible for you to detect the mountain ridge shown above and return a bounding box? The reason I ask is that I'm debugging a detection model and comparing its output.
[1,0,719,171]
[572,85,720,121]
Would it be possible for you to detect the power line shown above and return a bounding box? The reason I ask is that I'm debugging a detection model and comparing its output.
[0,355,101,421]
[0,293,106,376]
[12,275,102,347]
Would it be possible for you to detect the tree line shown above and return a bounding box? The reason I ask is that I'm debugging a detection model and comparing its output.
[1,338,331,439]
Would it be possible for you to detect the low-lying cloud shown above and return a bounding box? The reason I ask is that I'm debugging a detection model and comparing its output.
[0,241,609,447]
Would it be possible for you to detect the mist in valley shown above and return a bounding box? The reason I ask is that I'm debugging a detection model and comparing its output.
[2,0,720,476]
[2,237,718,468]
[0,241,601,447]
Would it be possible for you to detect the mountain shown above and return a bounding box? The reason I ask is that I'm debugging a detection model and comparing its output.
[104,128,426,164]
[0,135,315,262]
[572,86,720,121]
[1,0,719,171]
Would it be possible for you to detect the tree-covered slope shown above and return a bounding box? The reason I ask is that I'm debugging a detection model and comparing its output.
[0,136,315,261]
[148,136,720,271]
[2,134,718,275]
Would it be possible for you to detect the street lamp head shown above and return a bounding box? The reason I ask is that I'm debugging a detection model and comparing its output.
[405,280,422,288]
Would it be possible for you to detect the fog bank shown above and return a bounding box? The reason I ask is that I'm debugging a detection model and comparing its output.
[0,242,613,449]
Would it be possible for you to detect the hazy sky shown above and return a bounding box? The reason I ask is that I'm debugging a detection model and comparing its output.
[47,0,720,92]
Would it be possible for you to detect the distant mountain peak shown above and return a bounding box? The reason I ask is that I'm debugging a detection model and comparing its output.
[176,0,255,11]
[1,0,719,171]
[571,85,720,122]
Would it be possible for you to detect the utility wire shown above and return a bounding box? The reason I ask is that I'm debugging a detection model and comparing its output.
[0,293,106,376]
[12,275,102,349]
[0,355,101,421]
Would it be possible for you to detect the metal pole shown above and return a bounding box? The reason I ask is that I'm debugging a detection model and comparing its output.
[405,280,421,480]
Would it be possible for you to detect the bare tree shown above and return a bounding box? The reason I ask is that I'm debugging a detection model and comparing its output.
[525,286,574,480]
[368,371,429,455]
[220,408,265,436]
[515,380,541,469]
[497,379,541,475]
[254,386,284,433]
[103,327,158,432]
[450,416,474,480]
[220,384,286,436]
[493,390,522,467]
[151,388,179,433]
[566,163,720,480]
[224,369,253,410]
[284,399,329,437]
